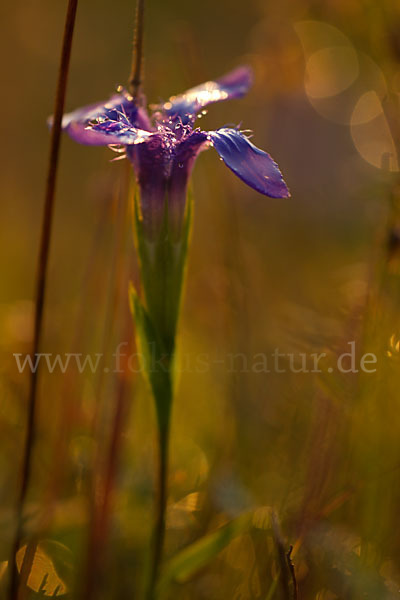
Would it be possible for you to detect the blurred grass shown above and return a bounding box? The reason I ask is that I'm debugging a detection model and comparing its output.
[2,0,400,598]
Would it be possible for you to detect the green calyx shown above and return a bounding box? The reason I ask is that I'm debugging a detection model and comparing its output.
[130,188,193,429]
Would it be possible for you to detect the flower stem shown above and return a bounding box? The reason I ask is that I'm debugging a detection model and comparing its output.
[128,0,145,99]
[8,1,78,598]
[133,195,192,599]
[146,421,170,600]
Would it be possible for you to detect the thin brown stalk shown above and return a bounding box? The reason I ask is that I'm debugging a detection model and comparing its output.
[38,196,111,533]
[82,164,133,600]
[88,175,129,450]
[286,546,298,600]
[83,338,133,600]
[8,1,78,598]
[128,0,145,99]
[270,511,291,600]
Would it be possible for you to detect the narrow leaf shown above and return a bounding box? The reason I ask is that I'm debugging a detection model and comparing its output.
[160,509,271,587]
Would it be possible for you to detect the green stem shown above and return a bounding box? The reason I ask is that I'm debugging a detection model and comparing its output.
[8,1,78,598]
[146,418,170,600]
[133,192,192,600]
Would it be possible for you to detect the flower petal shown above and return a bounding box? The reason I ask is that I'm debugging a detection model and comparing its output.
[87,117,153,146]
[59,91,152,145]
[173,130,209,168]
[163,66,253,122]
[208,128,290,198]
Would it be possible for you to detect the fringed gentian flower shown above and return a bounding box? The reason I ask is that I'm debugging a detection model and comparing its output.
[59,65,290,600]
[62,66,289,241]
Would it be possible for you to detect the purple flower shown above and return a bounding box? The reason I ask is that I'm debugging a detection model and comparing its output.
[61,66,290,238]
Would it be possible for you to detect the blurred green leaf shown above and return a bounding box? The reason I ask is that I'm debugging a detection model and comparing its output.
[160,509,271,588]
